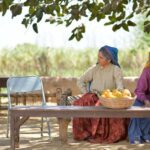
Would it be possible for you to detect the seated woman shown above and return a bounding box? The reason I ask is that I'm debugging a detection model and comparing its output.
[73,45,128,143]
[128,52,150,144]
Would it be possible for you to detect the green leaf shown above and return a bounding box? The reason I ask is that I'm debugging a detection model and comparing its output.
[69,34,75,41]
[33,23,38,33]
[0,3,3,12]
[29,6,36,14]
[122,22,129,31]
[146,11,150,17]
[24,0,30,6]
[61,4,68,14]
[24,0,38,7]
[104,21,114,26]
[108,14,116,22]
[97,12,105,21]
[146,0,150,5]
[70,5,80,21]
[102,4,111,14]
[139,0,144,7]
[144,23,150,33]
[112,24,121,31]
[36,8,43,22]
[57,19,63,24]
[2,0,12,15]
[132,0,137,11]
[89,14,96,21]
[22,18,29,28]
[116,3,124,12]
[25,14,30,17]
[126,12,134,19]
[80,5,87,17]
[76,32,83,41]
[49,18,56,24]
[144,21,150,25]
[80,24,85,33]
[103,0,109,4]
[127,20,136,26]
[65,18,72,27]
[55,5,60,14]
[10,4,22,18]
[45,5,55,15]
[123,0,128,4]
[70,25,85,41]
[117,11,125,21]
[136,8,141,14]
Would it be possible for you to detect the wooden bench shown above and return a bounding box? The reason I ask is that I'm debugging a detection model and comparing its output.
[0,77,8,108]
[54,76,139,143]
[10,105,150,150]
[1,76,139,149]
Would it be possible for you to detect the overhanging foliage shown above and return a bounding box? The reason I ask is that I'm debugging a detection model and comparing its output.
[0,0,150,41]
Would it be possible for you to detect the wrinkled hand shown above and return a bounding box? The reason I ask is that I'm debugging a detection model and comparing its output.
[91,89,99,95]
[144,100,150,107]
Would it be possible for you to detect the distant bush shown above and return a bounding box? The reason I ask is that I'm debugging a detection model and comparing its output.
[0,44,147,77]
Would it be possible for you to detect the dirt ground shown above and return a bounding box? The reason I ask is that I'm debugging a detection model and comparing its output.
[0,107,150,150]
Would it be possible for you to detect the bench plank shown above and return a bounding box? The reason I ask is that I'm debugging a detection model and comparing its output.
[11,105,150,118]
[10,105,150,150]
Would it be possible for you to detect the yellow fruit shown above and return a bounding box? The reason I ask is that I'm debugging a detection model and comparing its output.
[122,95,131,99]
[101,89,117,98]
[112,89,118,96]
[107,93,116,98]
[102,89,110,95]
[104,92,111,98]
[101,89,132,99]
[122,89,131,97]
[112,90,122,98]
[101,94,106,98]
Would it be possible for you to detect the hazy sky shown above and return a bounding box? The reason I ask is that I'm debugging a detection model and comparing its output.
[0,10,136,50]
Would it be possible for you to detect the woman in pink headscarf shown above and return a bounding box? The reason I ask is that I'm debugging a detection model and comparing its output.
[72,45,128,143]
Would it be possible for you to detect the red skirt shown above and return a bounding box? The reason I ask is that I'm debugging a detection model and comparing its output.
[73,93,129,143]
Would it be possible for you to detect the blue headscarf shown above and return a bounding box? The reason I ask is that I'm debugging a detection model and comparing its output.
[99,45,120,67]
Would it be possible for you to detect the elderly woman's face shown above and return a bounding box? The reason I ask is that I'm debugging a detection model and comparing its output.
[98,52,111,67]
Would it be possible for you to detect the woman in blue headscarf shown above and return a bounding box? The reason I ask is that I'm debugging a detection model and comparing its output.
[73,45,128,143]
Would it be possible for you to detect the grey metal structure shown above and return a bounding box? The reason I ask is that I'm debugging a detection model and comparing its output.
[6,76,50,138]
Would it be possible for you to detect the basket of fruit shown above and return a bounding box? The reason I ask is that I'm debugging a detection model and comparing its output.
[98,89,135,109]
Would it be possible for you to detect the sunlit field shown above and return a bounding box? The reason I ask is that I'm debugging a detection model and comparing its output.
[0,44,147,77]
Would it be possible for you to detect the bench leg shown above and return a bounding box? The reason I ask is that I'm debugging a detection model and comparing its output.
[15,127,20,148]
[15,117,20,148]
[58,118,70,143]
[10,113,15,150]
[10,115,20,150]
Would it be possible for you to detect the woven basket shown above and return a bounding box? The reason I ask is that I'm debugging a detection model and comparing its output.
[98,96,135,109]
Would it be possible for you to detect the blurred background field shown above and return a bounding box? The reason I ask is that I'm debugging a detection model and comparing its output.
[0,43,147,77]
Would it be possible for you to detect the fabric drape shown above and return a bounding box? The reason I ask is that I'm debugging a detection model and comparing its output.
[73,93,129,143]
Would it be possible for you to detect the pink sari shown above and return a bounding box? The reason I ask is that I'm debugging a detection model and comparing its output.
[73,93,129,143]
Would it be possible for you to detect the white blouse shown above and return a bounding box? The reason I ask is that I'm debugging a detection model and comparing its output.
[77,63,124,94]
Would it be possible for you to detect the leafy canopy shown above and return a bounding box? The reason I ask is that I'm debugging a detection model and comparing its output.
[0,0,150,41]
